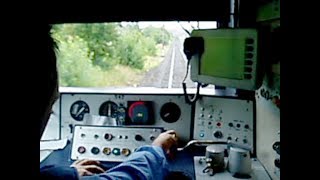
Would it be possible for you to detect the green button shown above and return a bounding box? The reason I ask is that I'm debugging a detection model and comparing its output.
[91,147,100,155]
[112,148,121,156]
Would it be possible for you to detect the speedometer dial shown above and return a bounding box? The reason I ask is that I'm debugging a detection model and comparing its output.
[70,100,90,121]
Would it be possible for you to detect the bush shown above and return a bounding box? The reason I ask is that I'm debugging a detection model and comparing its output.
[53,33,103,87]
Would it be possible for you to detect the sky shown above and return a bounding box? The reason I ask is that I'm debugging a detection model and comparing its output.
[121,21,217,35]
[139,21,216,29]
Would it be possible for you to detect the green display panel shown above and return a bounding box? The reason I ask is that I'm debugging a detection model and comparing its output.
[190,29,259,90]
[200,38,245,80]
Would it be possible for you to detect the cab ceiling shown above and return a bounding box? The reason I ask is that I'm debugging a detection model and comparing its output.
[47,1,230,24]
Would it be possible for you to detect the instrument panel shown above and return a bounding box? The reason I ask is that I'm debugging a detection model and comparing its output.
[71,125,164,162]
[193,96,254,152]
[59,89,254,153]
[60,92,193,142]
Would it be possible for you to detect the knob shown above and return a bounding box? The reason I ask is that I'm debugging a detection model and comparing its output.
[213,131,223,139]
[77,146,86,154]
[91,147,100,155]
[103,147,111,155]
[121,148,131,156]
[244,124,249,129]
[104,133,113,141]
[112,148,121,156]
[272,141,280,155]
[228,123,233,127]
[160,102,181,123]
[149,135,155,141]
[274,158,280,168]
[236,124,241,128]
[135,134,143,141]
[243,139,247,144]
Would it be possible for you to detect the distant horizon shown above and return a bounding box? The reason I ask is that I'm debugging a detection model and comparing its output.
[121,21,217,35]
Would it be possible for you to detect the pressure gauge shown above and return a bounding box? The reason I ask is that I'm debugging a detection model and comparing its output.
[99,101,118,118]
[70,100,90,121]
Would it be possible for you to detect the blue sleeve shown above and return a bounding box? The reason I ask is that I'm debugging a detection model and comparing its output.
[81,145,169,180]
[40,165,79,180]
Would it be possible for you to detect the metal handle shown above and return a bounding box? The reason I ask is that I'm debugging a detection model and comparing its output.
[176,140,252,151]
[177,140,228,151]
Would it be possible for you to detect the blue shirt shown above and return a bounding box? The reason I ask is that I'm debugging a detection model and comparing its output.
[40,145,169,180]
[82,145,169,180]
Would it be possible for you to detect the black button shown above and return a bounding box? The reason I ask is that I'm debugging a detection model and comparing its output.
[246,38,254,44]
[135,134,143,141]
[104,133,113,141]
[245,53,253,58]
[245,60,253,65]
[246,46,254,51]
[244,74,252,79]
[274,158,280,168]
[245,67,252,72]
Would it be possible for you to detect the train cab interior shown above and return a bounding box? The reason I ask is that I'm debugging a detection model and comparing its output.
[41,1,280,179]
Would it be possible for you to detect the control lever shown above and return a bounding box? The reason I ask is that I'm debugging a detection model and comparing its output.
[177,140,227,151]
[176,140,252,152]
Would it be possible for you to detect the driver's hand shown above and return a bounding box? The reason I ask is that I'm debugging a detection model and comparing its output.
[152,130,178,155]
[71,159,105,177]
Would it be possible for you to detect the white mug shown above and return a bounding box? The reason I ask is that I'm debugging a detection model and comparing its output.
[228,147,251,176]
[203,145,225,173]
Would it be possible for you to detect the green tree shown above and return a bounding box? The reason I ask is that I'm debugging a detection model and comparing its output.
[72,23,119,70]
[116,25,157,69]
[142,26,172,45]
[52,30,103,87]
[51,23,170,87]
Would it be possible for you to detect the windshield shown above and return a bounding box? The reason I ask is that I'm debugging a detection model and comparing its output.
[52,21,217,89]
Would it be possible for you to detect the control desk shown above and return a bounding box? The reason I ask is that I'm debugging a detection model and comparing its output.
[40,88,271,179]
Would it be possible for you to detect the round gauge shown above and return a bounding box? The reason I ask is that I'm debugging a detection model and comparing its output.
[99,101,118,118]
[70,100,90,121]
[128,101,151,125]
[160,102,181,123]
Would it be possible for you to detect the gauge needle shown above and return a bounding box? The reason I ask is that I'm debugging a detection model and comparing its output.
[76,107,85,117]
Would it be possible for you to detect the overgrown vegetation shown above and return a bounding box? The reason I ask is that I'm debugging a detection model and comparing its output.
[51,23,172,87]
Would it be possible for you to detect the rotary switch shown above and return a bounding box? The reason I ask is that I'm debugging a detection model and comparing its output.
[213,131,223,139]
